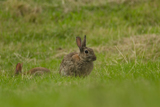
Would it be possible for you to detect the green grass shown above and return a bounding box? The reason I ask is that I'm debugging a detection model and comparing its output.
[0,0,160,107]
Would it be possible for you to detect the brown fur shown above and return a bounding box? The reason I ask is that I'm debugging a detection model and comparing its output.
[72,54,80,62]
[59,35,96,77]
[27,67,50,75]
[15,63,23,75]
[15,63,50,75]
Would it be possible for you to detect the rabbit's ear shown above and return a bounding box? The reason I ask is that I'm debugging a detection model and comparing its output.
[76,37,82,50]
[15,63,23,74]
[82,35,86,47]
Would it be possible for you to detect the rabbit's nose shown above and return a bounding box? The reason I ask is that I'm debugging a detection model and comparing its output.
[92,56,96,61]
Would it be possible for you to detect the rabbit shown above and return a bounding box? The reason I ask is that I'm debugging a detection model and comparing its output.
[59,35,96,77]
[15,63,50,75]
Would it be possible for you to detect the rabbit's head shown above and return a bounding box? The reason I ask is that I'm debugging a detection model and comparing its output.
[76,35,96,62]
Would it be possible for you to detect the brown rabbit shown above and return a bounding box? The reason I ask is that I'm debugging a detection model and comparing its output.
[59,35,96,77]
[15,63,50,75]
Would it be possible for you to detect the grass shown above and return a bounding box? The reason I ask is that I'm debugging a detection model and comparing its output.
[0,0,160,107]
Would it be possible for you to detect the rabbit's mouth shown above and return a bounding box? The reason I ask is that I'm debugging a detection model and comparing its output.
[88,56,96,62]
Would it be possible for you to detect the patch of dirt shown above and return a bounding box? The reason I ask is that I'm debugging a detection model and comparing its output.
[4,0,42,23]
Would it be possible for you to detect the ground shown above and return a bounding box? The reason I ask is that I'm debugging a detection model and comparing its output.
[0,0,160,107]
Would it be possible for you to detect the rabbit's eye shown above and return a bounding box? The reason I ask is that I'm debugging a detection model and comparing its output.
[85,50,88,54]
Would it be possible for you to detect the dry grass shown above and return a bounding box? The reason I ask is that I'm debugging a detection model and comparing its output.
[51,35,160,64]
[48,0,147,14]
[4,0,42,22]
[94,35,160,63]
[107,0,147,3]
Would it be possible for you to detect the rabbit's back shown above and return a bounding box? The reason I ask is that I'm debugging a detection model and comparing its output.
[59,52,94,76]
[59,52,77,76]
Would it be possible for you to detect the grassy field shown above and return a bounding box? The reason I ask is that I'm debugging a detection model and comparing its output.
[0,0,160,107]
